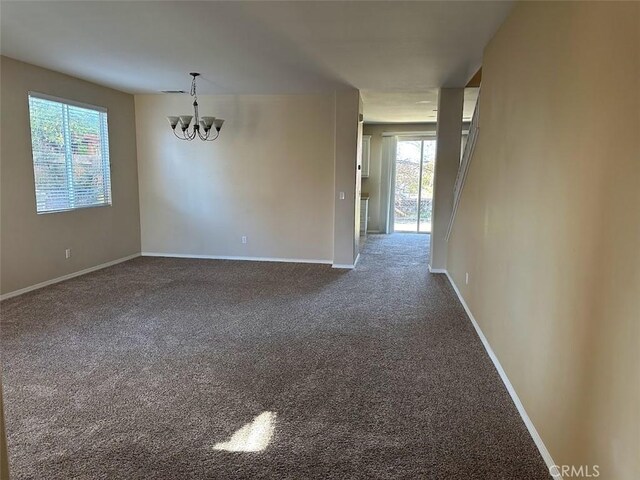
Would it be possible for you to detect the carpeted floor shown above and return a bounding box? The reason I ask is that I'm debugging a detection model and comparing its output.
[1,234,550,479]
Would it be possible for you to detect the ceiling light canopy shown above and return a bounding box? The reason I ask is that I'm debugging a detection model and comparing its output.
[167,73,224,141]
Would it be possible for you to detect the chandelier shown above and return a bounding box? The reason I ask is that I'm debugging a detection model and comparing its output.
[167,73,224,141]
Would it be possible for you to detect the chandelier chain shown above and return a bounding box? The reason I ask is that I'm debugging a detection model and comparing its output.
[190,75,197,99]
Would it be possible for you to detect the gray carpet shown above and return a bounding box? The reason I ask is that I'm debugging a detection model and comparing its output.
[1,234,550,479]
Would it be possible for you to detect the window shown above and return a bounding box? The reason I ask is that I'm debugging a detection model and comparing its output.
[28,93,111,214]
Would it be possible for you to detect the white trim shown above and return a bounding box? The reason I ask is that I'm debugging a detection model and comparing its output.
[443,270,562,479]
[382,131,436,137]
[142,252,332,265]
[0,253,140,301]
[28,91,108,113]
[332,263,355,269]
[331,252,360,270]
[428,265,447,274]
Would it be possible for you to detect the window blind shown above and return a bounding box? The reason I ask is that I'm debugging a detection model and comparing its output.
[28,93,112,214]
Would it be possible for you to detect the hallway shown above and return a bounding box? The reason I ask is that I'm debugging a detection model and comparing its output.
[2,234,550,479]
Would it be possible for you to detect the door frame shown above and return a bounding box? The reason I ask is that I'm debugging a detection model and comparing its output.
[392,134,437,234]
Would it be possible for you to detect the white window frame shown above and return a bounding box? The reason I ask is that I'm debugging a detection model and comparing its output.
[28,91,112,214]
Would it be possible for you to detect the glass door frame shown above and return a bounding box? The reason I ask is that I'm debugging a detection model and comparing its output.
[393,134,436,234]
[416,139,426,232]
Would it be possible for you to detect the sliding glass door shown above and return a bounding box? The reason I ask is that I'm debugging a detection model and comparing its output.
[394,137,436,233]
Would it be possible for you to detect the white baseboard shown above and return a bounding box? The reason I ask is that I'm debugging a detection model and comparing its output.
[332,252,360,270]
[332,263,355,269]
[428,265,447,274]
[443,270,561,479]
[0,253,141,301]
[141,252,332,265]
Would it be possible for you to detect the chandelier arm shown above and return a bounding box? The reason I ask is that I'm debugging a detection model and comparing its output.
[197,129,209,141]
[206,130,220,142]
[173,128,187,140]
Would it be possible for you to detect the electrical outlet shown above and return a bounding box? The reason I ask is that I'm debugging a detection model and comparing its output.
[241,236,247,244]
[339,192,345,200]
[465,272,469,285]
[65,248,72,259]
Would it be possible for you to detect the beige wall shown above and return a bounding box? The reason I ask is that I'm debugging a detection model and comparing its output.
[332,89,361,267]
[430,88,463,270]
[135,93,335,262]
[355,95,363,260]
[0,56,141,296]
[447,2,639,478]
[362,123,437,233]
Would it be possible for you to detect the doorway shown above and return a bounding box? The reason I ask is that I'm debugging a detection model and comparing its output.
[394,137,436,233]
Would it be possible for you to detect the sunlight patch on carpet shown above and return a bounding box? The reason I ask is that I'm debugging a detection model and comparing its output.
[213,411,276,452]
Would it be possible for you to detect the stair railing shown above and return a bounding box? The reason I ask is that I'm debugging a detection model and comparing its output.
[445,92,480,242]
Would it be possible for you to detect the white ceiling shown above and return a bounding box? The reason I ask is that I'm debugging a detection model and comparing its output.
[362,88,479,124]
[0,1,512,122]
